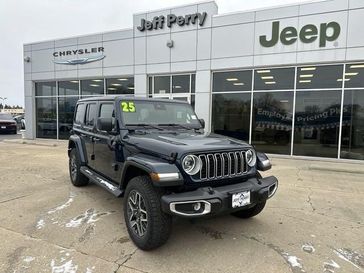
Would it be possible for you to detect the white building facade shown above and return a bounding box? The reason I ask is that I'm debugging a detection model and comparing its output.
[24,0,364,160]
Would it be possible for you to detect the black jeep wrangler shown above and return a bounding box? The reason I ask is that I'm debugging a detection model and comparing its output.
[68,96,278,250]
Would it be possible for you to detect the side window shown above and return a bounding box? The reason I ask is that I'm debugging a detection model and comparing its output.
[74,104,86,125]
[99,103,115,129]
[85,103,97,127]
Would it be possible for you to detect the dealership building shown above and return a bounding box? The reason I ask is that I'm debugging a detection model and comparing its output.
[23,0,364,160]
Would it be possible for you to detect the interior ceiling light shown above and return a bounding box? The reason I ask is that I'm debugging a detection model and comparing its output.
[301,67,317,71]
[257,70,271,73]
[345,72,359,76]
[70,80,79,83]
[92,79,103,82]
[261,76,273,80]
[128,87,135,89]
[300,74,314,78]
[280,100,289,103]
[233,83,244,86]
[111,83,122,86]
[108,87,117,90]
[350,64,364,69]
[265,81,276,84]
[90,84,100,87]
[118,78,128,81]
[174,85,182,88]
[337,78,350,82]
[226,78,238,81]
[299,80,311,83]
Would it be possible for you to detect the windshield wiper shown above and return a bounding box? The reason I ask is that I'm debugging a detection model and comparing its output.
[157,123,193,130]
[125,123,164,130]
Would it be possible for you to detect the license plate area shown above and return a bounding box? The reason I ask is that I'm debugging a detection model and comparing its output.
[231,191,250,208]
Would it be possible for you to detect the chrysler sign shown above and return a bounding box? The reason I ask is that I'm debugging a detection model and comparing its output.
[53,47,105,65]
[137,12,207,31]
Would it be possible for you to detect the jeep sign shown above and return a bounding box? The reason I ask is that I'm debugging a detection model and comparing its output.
[260,21,341,48]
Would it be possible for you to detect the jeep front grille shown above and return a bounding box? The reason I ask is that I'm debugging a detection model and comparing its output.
[191,151,247,181]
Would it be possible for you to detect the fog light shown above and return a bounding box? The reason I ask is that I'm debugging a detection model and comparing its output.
[193,202,201,211]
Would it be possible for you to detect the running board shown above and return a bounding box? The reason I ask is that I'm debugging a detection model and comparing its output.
[80,166,123,197]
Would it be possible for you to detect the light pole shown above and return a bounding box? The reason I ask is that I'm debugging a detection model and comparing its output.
[0,97,7,111]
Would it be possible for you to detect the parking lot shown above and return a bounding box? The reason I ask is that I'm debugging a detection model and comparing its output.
[0,141,363,273]
[0,131,24,141]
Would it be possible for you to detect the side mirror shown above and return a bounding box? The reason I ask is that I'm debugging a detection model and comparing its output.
[199,118,205,129]
[96,117,113,133]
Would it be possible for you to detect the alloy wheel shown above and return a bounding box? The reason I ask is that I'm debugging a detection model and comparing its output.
[127,190,148,237]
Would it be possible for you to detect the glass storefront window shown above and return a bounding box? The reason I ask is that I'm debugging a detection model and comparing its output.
[252,92,293,154]
[36,97,57,139]
[191,95,195,109]
[191,74,195,93]
[296,65,343,89]
[172,75,190,93]
[58,80,79,96]
[106,77,134,94]
[344,63,364,88]
[154,76,170,94]
[213,70,252,92]
[35,82,56,96]
[340,90,364,160]
[293,90,342,158]
[212,93,251,141]
[81,79,104,96]
[148,77,153,95]
[254,68,294,91]
[58,96,78,139]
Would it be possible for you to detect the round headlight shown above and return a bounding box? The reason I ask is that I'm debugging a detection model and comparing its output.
[246,149,256,167]
[182,155,202,175]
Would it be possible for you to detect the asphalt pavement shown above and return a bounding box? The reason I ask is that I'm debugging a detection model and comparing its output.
[0,130,24,141]
[0,141,363,273]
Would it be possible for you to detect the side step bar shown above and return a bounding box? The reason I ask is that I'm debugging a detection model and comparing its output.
[80,166,123,197]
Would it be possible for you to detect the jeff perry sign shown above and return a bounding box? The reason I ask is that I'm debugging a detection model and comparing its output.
[137,12,207,31]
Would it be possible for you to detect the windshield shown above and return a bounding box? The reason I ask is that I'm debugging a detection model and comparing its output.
[0,113,13,120]
[120,100,201,128]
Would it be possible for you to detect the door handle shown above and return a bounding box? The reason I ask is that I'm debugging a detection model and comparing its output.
[80,133,87,137]
[93,137,100,142]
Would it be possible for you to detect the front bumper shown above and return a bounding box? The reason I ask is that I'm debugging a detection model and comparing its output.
[161,176,278,217]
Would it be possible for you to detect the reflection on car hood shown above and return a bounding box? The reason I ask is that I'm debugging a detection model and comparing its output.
[0,119,16,124]
[124,131,251,158]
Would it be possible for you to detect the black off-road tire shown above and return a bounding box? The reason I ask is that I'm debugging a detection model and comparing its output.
[231,201,266,219]
[124,176,172,250]
[69,148,89,187]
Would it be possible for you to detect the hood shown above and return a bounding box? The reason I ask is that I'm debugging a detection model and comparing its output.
[0,119,16,124]
[124,131,251,158]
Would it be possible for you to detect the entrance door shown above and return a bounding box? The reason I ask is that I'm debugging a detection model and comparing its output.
[171,94,190,103]
[153,94,190,103]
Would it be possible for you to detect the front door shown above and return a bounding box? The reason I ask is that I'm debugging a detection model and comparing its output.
[92,103,119,182]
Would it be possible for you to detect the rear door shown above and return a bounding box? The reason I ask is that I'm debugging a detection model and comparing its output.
[83,102,98,169]
[92,102,119,181]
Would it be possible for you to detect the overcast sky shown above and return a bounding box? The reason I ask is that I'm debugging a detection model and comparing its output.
[0,0,309,107]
